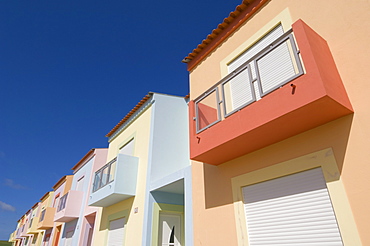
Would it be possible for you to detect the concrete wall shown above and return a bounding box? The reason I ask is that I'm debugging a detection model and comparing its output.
[148,94,190,183]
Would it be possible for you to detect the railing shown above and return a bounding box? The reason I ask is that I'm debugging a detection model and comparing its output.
[57,193,68,212]
[194,29,304,133]
[92,157,117,192]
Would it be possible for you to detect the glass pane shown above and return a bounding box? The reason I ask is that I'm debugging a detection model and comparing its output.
[101,166,109,187]
[93,172,102,192]
[108,161,116,183]
[40,210,46,222]
[223,68,254,115]
[196,90,219,131]
[257,39,297,95]
[58,194,68,211]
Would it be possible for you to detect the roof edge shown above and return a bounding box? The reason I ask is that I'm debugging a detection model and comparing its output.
[105,93,153,137]
[71,149,95,171]
[184,0,268,71]
[52,175,73,191]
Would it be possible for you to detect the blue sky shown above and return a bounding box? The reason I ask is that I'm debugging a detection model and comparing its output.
[0,0,242,239]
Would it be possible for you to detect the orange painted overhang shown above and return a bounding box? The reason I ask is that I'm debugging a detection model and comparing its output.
[189,20,353,165]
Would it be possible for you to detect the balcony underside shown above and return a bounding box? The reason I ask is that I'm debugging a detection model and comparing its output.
[89,193,133,207]
[88,154,138,207]
[189,19,353,165]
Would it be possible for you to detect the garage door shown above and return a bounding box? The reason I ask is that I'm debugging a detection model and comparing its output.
[107,217,126,246]
[242,168,343,245]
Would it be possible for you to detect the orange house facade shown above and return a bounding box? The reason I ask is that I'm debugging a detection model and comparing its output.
[184,0,369,245]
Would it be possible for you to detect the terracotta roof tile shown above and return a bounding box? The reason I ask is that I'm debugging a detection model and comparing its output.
[106,94,152,137]
[71,149,95,171]
[52,175,72,190]
[183,0,269,70]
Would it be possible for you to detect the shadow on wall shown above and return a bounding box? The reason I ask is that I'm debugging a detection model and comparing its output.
[98,198,134,231]
[203,114,353,209]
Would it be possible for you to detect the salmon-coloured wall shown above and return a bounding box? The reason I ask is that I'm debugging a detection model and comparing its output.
[189,0,370,245]
[197,102,218,131]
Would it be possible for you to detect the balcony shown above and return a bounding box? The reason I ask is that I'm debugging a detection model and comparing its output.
[54,190,83,222]
[189,19,353,165]
[20,222,30,237]
[88,154,139,207]
[15,227,22,240]
[26,217,40,234]
[37,207,56,229]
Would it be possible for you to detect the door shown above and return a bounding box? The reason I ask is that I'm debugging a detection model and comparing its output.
[158,213,182,246]
[107,217,126,246]
[53,225,61,246]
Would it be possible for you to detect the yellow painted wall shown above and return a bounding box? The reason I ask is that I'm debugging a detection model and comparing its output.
[39,192,54,210]
[93,106,152,246]
[189,0,370,245]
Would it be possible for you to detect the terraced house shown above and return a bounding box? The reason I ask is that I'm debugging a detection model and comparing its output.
[9,92,191,246]
[89,92,191,246]
[8,0,370,245]
[183,0,369,245]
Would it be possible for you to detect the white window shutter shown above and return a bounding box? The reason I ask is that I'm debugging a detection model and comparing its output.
[228,25,284,74]
[257,41,296,95]
[227,25,284,109]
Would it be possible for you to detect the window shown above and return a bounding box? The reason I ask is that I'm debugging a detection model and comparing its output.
[119,138,134,155]
[28,218,33,228]
[57,194,68,212]
[53,194,60,208]
[194,24,303,132]
[76,176,84,192]
[92,158,117,192]
[39,210,46,222]
[223,24,303,114]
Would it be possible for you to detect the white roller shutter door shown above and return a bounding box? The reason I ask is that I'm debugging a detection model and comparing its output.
[242,168,343,246]
[107,217,126,246]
